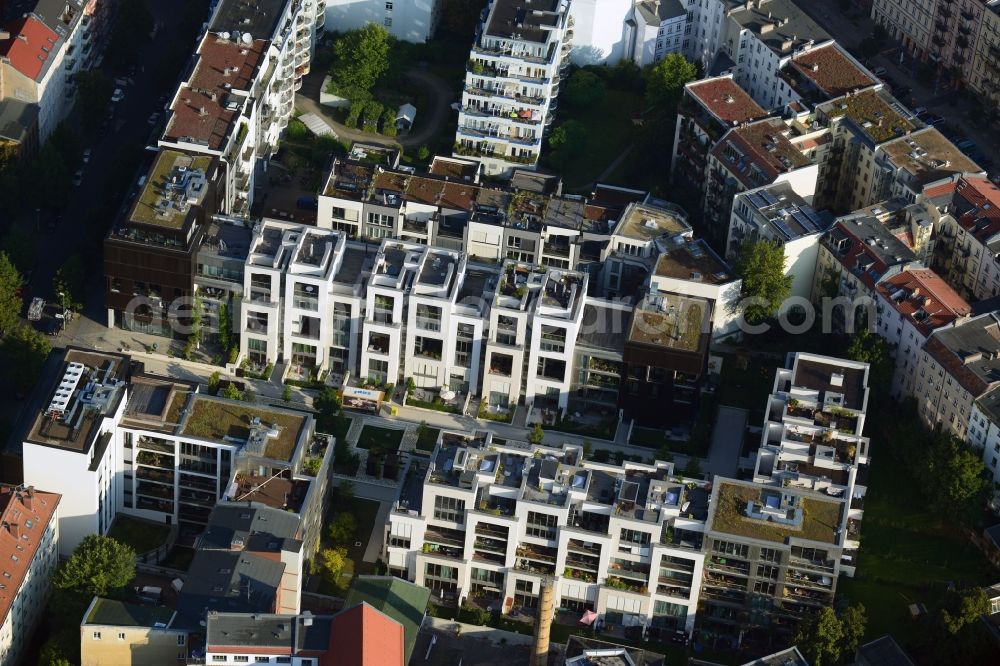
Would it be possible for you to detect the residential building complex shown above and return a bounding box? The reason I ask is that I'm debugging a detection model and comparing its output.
[931,175,1000,302]
[19,347,332,555]
[0,485,60,666]
[388,432,708,634]
[455,0,572,175]
[969,0,1000,109]
[80,598,188,666]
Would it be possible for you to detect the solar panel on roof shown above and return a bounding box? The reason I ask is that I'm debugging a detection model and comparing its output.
[759,189,779,205]
[772,219,795,240]
[746,193,767,209]
[791,209,818,233]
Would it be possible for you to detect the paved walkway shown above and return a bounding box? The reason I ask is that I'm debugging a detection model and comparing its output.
[299,112,335,137]
[706,405,749,478]
[295,67,456,151]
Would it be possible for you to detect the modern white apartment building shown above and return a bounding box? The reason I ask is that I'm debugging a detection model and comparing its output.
[625,0,687,67]
[0,486,60,666]
[388,432,706,634]
[873,268,970,398]
[912,312,1000,439]
[456,0,572,176]
[160,0,319,216]
[728,182,831,299]
[21,348,333,555]
[324,0,437,42]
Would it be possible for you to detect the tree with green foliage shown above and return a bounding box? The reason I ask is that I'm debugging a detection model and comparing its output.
[75,70,113,130]
[847,327,894,396]
[314,546,349,586]
[222,382,243,401]
[682,456,703,478]
[315,385,342,422]
[794,606,844,666]
[941,588,990,635]
[733,238,792,326]
[547,119,587,170]
[2,324,51,387]
[563,70,606,108]
[327,25,393,102]
[529,423,545,445]
[283,385,294,402]
[3,225,36,272]
[328,512,357,545]
[0,252,22,335]
[582,439,593,460]
[52,254,85,311]
[208,371,221,395]
[54,534,136,598]
[655,444,674,463]
[417,145,431,161]
[924,434,989,524]
[841,603,868,656]
[644,53,697,110]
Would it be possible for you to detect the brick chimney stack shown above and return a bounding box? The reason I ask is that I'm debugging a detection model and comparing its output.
[531,578,555,666]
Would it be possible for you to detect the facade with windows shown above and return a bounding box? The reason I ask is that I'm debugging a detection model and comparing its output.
[456,0,572,176]
[323,0,439,43]
[626,0,688,67]
[387,432,706,634]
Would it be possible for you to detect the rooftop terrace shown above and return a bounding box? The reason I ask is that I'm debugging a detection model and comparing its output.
[628,293,709,353]
[654,240,734,285]
[710,480,843,545]
[180,396,306,462]
[130,151,213,229]
[615,202,690,243]
[820,88,915,144]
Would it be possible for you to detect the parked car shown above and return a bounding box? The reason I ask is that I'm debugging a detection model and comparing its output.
[111,88,124,103]
[82,148,92,164]
[72,169,84,187]
[925,113,946,126]
[913,106,928,116]
[44,318,60,336]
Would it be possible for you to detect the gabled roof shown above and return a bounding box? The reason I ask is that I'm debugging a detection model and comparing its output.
[0,486,60,626]
[326,603,405,666]
[875,268,971,338]
[712,118,811,189]
[925,313,1000,399]
[952,176,1000,249]
[344,576,430,664]
[0,16,60,82]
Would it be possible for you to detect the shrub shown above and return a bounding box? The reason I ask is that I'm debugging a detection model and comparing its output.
[346,101,364,128]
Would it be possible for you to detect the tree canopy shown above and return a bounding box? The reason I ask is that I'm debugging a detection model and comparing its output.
[0,252,22,335]
[847,327,894,397]
[327,512,357,545]
[53,254,85,311]
[547,120,587,171]
[105,0,153,70]
[924,433,989,521]
[54,534,136,598]
[644,54,697,110]
[733,238,792,326]
[794,606,843,666]
[1,324,51,388]
[75,70,113,131]
[563,70,606,109]
[941,588,990,636]
[328,25,393,102]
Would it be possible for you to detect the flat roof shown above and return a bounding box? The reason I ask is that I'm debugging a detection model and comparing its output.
[686,77,767,125]
[820,88,915,145]
[485,0,562,44]
[628,293,710,353]
[654,240,734,285]
[119,374,196,434]
[856,635,916,666]
[429,156,479,181]
[25,349,130,453]
[791,42,877,97]
[180,396,306,461]
[616,202,690,242]
[207,612,332,651]
[130,151,213,229]
[727,0,829,55]
[709,479,843,545]
[209,0,286,39]
[324,160,374,198]
[84,598,176,628]
[880,127,982,189]
[793,357,867,411]
[578,302,632,352]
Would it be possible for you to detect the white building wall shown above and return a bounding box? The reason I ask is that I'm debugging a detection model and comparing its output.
[567,0,631,64]
[323,0,437,43]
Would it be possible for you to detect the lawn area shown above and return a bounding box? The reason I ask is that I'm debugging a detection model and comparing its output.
[415,425,441,452]
[838,449,997,651]
[716,353,779,423]
[355,424,405,452]
[106,516,170,555]
[182,396,305,461]
[544,87,642,191]
[318,495,381,595]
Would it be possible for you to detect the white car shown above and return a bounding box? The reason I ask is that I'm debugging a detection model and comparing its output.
[82,148,92,164]
[111,88,124,103]
[72,170,84,187]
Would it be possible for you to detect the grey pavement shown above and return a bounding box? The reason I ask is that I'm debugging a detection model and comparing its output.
[706,405,749,479]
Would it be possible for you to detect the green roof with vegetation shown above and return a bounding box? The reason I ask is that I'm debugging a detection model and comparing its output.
[85,598,175,628]
[181,396,305,461]
[346,576,430,663]
[710,481,843,544]
[823,89,914,144]
[130,150,212,229]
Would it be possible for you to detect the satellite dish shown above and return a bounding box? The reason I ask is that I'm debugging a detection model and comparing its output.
[220,31,230,40]
[242,33,252,45]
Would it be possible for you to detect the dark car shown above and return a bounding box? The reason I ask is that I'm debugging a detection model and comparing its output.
[45,318,60,336]
[670,630,690,646]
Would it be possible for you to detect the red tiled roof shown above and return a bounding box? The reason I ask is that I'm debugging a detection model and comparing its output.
[925,334,991,398]
[324,603,404,666]
[686,77,766,125]
[876,268,971,337]
[163,34,267,150]
[951,176,1000,247]
[791,43,877,97]
[711,118,811,189]
[0,486,60,626]
[923,180,958,199]
[0,16,60,82]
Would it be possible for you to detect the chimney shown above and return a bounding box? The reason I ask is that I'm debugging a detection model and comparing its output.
[22,487,33,511]
[531,579,555,666]
[7,523,20,540]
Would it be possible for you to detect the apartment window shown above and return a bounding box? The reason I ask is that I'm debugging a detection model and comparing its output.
[526,511,558,539]
[234,658,250,664]
[433,495,466,522]
[277,660,291,664]
[425,563,458,579]
[754,581,776,595]
[212,658,227,663]
[712,540,749,558]
[118,632,126,640]
[178,635,186,645]
[255,659,270,663]
[384,17,392,26]
[756,564,779,580]
[620,529,652,546]
[759,548,780,563]
[386,1,393,8]
[93,632,101,640]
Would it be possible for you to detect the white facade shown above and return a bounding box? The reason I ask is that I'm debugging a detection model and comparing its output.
[324,0,438,43]
[456,0,572,176]
[388,433,705,634]
[566,0,631,64]
[625,0,688,67]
